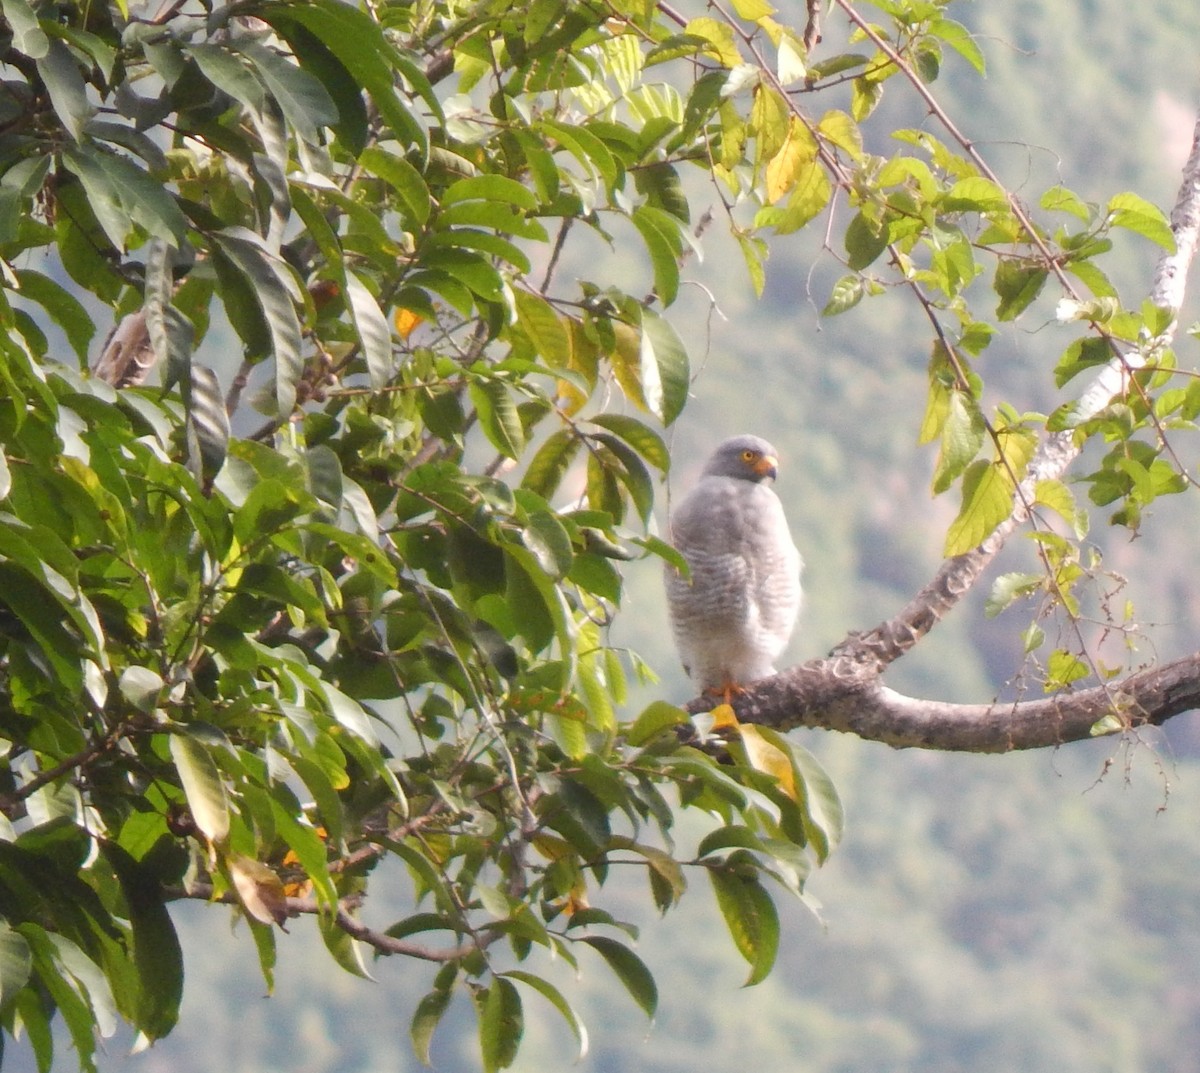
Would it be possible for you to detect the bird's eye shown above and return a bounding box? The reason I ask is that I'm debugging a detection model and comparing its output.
[741,449,757,463]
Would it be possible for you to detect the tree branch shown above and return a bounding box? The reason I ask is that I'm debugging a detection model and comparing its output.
[692,652,1200,752]
[682,111,1200,751]
[839,109,1200,672]
[168,881,487,963]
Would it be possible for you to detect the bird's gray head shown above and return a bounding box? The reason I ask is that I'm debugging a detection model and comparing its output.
[701,435,780,483]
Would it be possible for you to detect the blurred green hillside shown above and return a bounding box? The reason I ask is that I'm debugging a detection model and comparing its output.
[13,2,1200,1071]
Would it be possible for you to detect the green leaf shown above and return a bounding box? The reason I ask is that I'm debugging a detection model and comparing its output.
[187,364,230,484]
[1035,477,1088,539]
[145,239,195,392]
[344,270,393,389]
[12,270,94,362]
[232,38,338,145]
[730,0,774,19]
[316,680,378,746]
[1090,712,1125,737]
[1107,191,1176,251]
[985,571,1042,618]
[709,865,780,986]
[186,42,265,110]
[1040,184,1091,222]
[36,40,93,141]
[101,844,184,1040]
[168,732,231,844]
[994,258,1048,321]
[943,176,1009,214]
[684,16,741,67]
[359,146,431,225]
[592,432,655,523]
[784,736,845,860]
[426,228,531,274]
[479,977,523,1073]
[522,511,574,579]
[259,0,428,153]
[844,211,888,270]
[817,109,862,160]
[318,914,372,979]
[470,379,526,460]
[2,0,49,58]
[930,18,985,74]
[625,700,688,747]
[631,205,681,306]
[500,971,588,1062]
[443,173,539,212]
[542,119,620,189]
[289,186,344,274]
[0,560,84,692]
[944,460,1014,556]
[634,162,690,222]
[0,921,32,1011]
[411,986,453,1065]
[589,413,670,472]
[580,936,658,1017]
[20,926,108,1069]
[514,290,571,368]
[212,230,303,414]
[1046,648,1090,690]
[851,75,881,121]
[822,274,864,316]
[117,666,163,714]
[421,248,505,301]
[639,309,690,426]
[521,430,581,500]
[1054,336,1113,388]
[61,147,188,247]
[59,148,127,250]
[290,754,345,847]
[932,389,985,494]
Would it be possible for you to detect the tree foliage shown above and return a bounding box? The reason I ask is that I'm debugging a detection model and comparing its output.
[0,0,1196,1069]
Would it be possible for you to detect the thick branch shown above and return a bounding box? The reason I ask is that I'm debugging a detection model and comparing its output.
[690,652,1200,752]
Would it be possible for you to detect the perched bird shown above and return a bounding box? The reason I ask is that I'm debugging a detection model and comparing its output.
[664,434,802,700]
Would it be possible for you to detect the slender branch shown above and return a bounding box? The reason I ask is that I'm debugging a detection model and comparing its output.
[841,109,1200,671]
[0,722,130,818]
[675,110,1200,749]
[832,0,1080,298]
[168,882,484,962]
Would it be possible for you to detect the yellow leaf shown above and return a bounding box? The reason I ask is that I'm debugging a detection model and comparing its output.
[739,725,798,801]
[684,17,741,67]
[818,109,863,161]
[750,84,790,166]
[730,0,774,20]
[609,320,648,412]
[563,888,590,915]
[711,703,740,729]
[765,117,816,203]
[394,308,423,339]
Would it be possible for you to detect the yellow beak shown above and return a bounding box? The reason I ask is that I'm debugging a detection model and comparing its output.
[753,454,779,480]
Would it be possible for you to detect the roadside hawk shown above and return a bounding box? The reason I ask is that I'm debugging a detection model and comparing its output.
[664,435,803,698]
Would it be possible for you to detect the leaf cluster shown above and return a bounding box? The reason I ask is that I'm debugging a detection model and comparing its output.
[0,0,857,1067]
[0,0,1191,1065]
